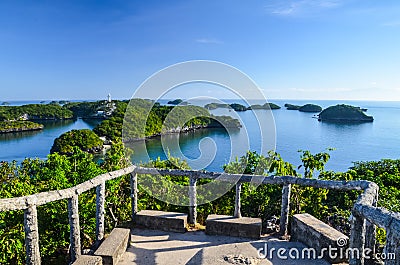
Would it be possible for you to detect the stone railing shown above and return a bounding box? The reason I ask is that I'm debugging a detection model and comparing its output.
[0,165,399,265]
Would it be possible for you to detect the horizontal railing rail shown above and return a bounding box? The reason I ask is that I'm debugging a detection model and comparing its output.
[0,165,398,265]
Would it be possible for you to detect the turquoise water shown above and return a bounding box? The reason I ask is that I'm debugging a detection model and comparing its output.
[1,100,399,173]
[0,119,100,162]
[130,99,400,172]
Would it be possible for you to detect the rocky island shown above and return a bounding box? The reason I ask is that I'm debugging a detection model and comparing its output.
[318,104,373,122]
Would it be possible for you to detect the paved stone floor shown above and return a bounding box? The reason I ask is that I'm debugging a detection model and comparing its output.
[119,228,335,265]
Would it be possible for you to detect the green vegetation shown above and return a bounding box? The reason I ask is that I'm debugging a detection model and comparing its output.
[248,103,281,110]
[0,104,73,121]
[50,129,103,155]
[204,103,230,110]
[208,115,242,128]
[318,104,374,122]
[2,147,398,264]
[95,99,240,142]
[0,149,117,264]
[284,103,301,110]
[64,101,102,117]
[229,103,248,111]
[285,103,322,112]
[205,102,280,111]
[299,103,322,113]
[167,99,185,105]
[0,121,44,133]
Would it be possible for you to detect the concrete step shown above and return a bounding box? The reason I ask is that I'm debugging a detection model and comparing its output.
[206,214,262,239]
[94,228,131,265]
[71,255,102,265]
[135,210,188,233]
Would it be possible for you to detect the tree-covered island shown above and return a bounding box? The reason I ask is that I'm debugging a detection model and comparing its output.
[0,104,74,133]
[0,121,44,133]
[167,99,188,105]
[205,102,280,111]
[0,104,73,121]
[284,103,322,112]
[318,104,374,122]
[95,99,241,142]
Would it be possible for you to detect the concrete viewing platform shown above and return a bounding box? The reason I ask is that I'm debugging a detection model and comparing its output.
[118,228,336,265]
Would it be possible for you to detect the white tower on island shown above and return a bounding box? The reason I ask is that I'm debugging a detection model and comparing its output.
[107,93,111,103]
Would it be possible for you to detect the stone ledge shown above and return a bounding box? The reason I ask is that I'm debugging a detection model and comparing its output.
[291,213,349,264]
[135,210,188,233]
[71,255,102,265]
[205,214,262,239]
[94,228,130,265]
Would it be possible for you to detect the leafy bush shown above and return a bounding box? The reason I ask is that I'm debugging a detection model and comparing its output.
[1,146,400,264]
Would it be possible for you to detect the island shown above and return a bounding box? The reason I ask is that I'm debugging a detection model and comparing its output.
[0,121,44,133]
[167,99,188,105]
[51,129,103,154]
[94,99,242,142]
[318,104,374,122]
[285,103,322,112]
[204,103,231,110]
[284,103,301,110]
[0,103,74,121]
[248,103,281,110]
[229,103,248,111]
[205,102,280,111]
[299,104,322,113]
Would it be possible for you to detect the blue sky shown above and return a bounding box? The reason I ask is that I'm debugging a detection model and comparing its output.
[1,0,400,101]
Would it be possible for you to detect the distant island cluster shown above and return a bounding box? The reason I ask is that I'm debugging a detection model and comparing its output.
[195,100,373,123]
[0,97,374,137]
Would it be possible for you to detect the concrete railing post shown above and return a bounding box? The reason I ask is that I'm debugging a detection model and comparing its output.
[364,192,378,265]
[68,195,81,263]
[130,172,138,222]
[234,183,242,218]
[95,181,106,245]
[349,212,366,265]
[24,204,41,265]
[189,175,197,225]
[383,230,400,265]
[279,184,291,237]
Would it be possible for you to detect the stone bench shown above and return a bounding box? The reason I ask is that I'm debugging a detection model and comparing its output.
[291,213,349,263]
[135,210,188,233]
[94,228,130,265]
[72,255,102,265]
[206,214,262,239]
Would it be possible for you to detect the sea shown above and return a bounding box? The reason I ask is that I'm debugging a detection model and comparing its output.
[1,99,399,173]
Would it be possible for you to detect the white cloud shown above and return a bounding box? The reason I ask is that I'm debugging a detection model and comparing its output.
[195,38,223,44]
[265,0,342,16]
